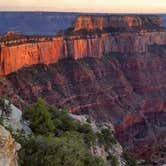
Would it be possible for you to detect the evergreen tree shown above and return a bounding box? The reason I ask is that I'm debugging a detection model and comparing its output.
[25,98,55,135]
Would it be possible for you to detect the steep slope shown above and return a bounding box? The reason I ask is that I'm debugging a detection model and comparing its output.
[7,47,166,164]
[0,15,166,164]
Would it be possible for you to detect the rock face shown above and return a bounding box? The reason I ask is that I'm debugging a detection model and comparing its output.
[0,99,31,135]
[0,15,166,164]
[73,15,162,32]
[6,49,166,164]
[0,125,20,166]
[0,15,165,75]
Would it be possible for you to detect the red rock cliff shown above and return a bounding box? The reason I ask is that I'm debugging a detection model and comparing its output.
[73,15,162,31]
[0,15,165,75]
[0,15,166,164]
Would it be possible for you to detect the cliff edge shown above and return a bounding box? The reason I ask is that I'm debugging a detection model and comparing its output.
[72,15,163,32]
[0,15,165,75]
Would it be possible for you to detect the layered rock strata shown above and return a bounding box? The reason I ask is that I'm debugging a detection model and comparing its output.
[0,16,165,75]
[0,15,166,164]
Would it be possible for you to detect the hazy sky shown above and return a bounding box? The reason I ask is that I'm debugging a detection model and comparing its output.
[0,0,166,13]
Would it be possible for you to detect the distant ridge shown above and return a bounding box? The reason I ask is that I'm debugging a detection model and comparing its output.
[0,12,165,35]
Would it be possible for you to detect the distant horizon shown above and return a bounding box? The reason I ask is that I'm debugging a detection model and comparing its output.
[0,10,166,15]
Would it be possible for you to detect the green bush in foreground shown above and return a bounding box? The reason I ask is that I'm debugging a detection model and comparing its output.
[97,128,117,148]
[18,133,104,166]
[111,156,119,166]
[25,98,55,135]
[18,98,105,166]
[123,153,137,166]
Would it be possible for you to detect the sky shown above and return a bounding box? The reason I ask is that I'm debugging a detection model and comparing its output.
[0,0,166,13]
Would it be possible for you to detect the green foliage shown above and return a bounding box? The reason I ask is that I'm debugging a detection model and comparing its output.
[123,153,138,166]
[48,106,77,135]
[18,133,104,166]
[48,106,97,146]
[86,117,91,123]
[111,156,119,166]
[0,117,3,125]
[19,99,105,166]
[25,98,55,135]
[77,123,96,146]
[97,128,117,148]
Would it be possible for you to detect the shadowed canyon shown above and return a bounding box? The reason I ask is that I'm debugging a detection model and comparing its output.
[0,14,166,165]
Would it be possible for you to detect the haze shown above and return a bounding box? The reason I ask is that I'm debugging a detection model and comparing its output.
[0,0,166,13]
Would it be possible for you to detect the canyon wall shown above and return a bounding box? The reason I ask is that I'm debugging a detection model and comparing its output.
[6,49,166,163]
[0,15,166,164]
[73,15,162,31]
[0,16,166,75]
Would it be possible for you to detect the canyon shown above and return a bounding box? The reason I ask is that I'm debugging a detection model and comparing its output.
[0,15,166,165]
[0,16,166,75]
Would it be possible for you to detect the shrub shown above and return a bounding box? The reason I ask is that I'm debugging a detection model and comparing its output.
[25,98,55,135]
[18,133,105,166]
[97,128,117,147]
[77,123,96,146]
[111,156,119,166]
[19,99,105,166]
[48,106,77,135]
[123,153,137,166]
[12,98,140,166]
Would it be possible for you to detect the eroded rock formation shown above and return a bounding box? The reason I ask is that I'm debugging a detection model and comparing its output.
[0,15,166,164]
[0,16,165,75]
[73,15,162,32]
[6,48,166,164]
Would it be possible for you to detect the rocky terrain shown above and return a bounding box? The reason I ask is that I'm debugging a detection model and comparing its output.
[0,98,127,166]
[0,125,20,166]
[0,15,165,165]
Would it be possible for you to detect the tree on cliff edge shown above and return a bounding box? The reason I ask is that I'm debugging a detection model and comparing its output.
[25,98,55,135]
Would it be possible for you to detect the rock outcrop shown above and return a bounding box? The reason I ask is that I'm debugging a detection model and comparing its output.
[0,99,31,135]
[73,15,162,32]
[0,16,165,75]
[0,15,166,164]
[0,125,20,166]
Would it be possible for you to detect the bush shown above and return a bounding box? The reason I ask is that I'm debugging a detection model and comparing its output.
[77,123,96,146]
[111,156,119,166]
[25,98,55,135]
[0,117,3,125]
[48,106,97,146]
[48,106,77,135]
[97,128,117,147]
[18,133,104,166]
[123,153,137,166]
[19,99,105,166]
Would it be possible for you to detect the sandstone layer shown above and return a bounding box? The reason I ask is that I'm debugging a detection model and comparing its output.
[72,15,162,32]
[0,16,165,75]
